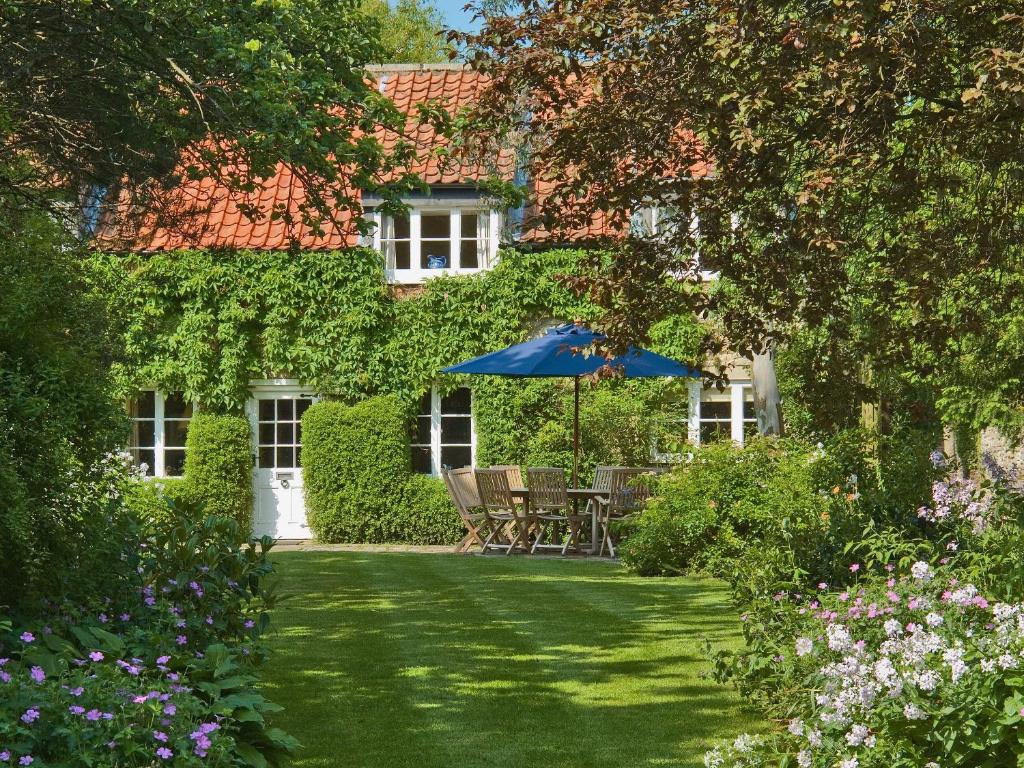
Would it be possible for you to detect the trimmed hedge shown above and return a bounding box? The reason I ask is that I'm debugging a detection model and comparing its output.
[182,413,253,534]
[302,396,461,544]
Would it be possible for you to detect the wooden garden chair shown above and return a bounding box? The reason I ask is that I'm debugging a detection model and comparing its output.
[599,468,657,557]
[475,468,533,555]
[490,464,524,490]
[526,467,578,554]
[442,467,491,553]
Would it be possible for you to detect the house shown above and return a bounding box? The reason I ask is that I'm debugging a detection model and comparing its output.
[98,63,758,539]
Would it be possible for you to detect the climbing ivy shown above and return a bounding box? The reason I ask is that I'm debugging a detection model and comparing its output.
[89,246,706,464]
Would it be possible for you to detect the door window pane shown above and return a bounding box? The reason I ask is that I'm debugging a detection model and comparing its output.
[257,397,305,469]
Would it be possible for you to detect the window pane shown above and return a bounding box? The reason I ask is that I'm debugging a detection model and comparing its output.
[276,399,294,420]
[461,240,478,269]
[276,446,295,468]
[129,391,155,419]
[392,214,410,238]
[412,446,432,474]
[441,415,472,445]
[259,399,274,421]
[131,420,155,449]
[394,241,410,270]
[276,422,294,445]
[132,448,155,476]
[259,446,275,468]
[415,415,431,445]
[164,392,192,419]
[743,400,755,420]
[440,445,472,470]
[421,240,450,269]
[418,392,431,416]
[461,213,478,238]
[700,422,731,443]
[701,400,731,420]
[441,388,471,414]
[296,399,312,419]
[421,213,449,239]
[164,449,186,477]
[259,423,275,445]
[165,419,189,448]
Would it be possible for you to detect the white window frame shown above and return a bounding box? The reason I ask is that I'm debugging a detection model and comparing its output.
[127,389,195,478]
[687,380,757,446]
[412,386,476,476]
[371,207,500,284]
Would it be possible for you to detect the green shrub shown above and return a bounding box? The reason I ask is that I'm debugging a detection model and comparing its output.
[620,437,860,582]
[123,476,192,528]
[303,396,459,543]
[182,413,253,533]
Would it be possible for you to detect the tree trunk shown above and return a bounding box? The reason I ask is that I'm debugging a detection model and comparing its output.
[751,346,783,437]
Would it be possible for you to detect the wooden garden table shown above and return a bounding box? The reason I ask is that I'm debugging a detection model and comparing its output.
[509,486,609,555]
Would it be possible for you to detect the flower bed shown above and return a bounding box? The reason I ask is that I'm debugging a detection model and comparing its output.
[0,502,294,767]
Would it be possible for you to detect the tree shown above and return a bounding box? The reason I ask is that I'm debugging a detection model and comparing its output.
[361,0,450,63]
[0,0,423,231]
[454,1,1024,437]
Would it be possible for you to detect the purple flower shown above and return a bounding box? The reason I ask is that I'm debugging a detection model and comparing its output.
[69,686,84,697]
[153,730,168,742]
[175,635,187,646]
[0,671,11,683]
[120,613,131,621]
[89,651,104,662]
[97,613,108,623]
[20,708,40,724]
[132,695,148,704]
[69,705,85,715]
[29,666,45,684]
[0,751,8,761]
[244,620,255,629]
[156,747,173,760]
[164,703,177,716]
[86,709,102,721]
[20,632,34,643]
[0,658,8,666]
[156,655,171,665]
[18,757,32,766]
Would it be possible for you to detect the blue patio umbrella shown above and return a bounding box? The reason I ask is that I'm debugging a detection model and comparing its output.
[442,323,701,485]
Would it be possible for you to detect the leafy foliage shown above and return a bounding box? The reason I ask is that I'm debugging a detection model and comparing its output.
[90,244,705,412]
[361,0,450,63]
[182,413,254,535]
[0,496,293,767]
[456,0,1024,435]
[0,0,421,227]
[302,397,462,544]
[0,207,131,612]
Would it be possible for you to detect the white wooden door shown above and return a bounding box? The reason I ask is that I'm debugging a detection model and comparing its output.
[247,385,315,539]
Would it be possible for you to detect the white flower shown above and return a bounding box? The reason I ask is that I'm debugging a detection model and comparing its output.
[807,729,822,747]
[911,561,932,582]
[925,612,944,627]
[884,619,903,637]
[788,718,804,736]
[796,637,814,657]
[840,758,859,768]
[703,748,724,768]
[915,669,941,692]
[827,623,852,651]
[904,703,926,720]
[797,750,812,768]
[845,724,869,746]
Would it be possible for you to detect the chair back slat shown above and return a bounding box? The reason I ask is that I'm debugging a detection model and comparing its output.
[475,468,517,512]
[449,466,481,508]
[527,467,569,510]
[608,468,656,514]
[491,464,524,489]
[592,465,618,492]
[441,468,471,520]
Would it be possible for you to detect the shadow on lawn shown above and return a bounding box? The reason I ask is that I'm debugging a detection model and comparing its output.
[260,553,761,768]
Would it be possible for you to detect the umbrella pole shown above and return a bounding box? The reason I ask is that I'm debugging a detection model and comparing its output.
[573,376,580,488]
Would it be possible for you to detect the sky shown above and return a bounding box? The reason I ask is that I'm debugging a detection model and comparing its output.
[432,0,481,32]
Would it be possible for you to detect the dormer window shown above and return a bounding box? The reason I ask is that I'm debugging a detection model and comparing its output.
[373,207,499,284]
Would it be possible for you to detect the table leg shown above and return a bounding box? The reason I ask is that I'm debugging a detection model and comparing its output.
[591,502,599,555]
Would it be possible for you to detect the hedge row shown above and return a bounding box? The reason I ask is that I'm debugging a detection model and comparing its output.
[302,396,462,544]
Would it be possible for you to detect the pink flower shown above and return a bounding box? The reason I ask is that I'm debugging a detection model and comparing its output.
[850,563,860,572]
[156,747,173,760]
[818,582,828,590]
[89,651,104,662]
[85,709,102,721]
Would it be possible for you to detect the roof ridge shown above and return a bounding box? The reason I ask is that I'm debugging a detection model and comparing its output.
[365,62,470,72]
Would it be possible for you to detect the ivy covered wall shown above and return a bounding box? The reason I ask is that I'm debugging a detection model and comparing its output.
[88,246,707,472]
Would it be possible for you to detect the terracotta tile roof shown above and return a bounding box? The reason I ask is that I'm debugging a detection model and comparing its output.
[95,65,512,252]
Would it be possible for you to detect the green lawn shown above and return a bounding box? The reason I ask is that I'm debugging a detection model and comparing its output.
[260,552,763,768]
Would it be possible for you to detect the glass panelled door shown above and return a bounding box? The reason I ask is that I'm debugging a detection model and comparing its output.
[248,387,314,539]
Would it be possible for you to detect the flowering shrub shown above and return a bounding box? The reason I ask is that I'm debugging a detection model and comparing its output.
[705,455,1024,767]
[0,498,294,767]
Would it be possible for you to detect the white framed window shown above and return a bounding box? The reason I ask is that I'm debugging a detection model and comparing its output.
[412,386,475,475]
[127,390,194,477]
[373,207,500,283]
[687,380,757,446]
[255,395,313,469]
